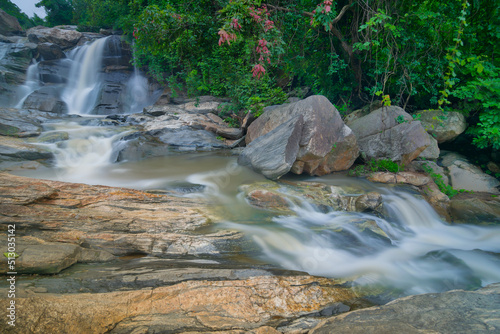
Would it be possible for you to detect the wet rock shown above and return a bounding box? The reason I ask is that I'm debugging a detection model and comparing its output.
[0,173,239,257]
[22,86,68,114]
[0,274,356,334]
[38,58,72,84]
[355,192,383,213]
[239,116,304,179]
[27,26,83,49]
[240,180,381,215]
[349,106,431,165]
[441,152,500,193]
[244,95,359,178]
[0,9,23,36]
[0,107,43,137]
[0,135,53,161]
[310,283,500,334]
[449,192,500,224]
[101,35,133,69]
[33,131,69,143]
[417,109,467,143]
[36,42,66,61]
[0,41,36,87]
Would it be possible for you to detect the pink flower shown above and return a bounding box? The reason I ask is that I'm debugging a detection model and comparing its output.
[324,5,331,13]
[252,64,266,79]
[231,18,242,31]
[218,30,236,46]
[264,20,274,32]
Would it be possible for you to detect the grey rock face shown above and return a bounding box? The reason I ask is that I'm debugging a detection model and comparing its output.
[311,283,500,334]
[238,116,304,179]
[349,106,431,164]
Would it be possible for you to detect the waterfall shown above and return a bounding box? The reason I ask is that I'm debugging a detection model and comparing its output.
[227,187,500,295]
[61,37,109,115]
[124,65,149,114]
[14,61,41,108]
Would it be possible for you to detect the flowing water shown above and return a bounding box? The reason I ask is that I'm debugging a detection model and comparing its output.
[6,36,500,298]
[62,37,109,115]
[14,61,41,108]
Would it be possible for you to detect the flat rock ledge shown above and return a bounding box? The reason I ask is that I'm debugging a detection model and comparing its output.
[0,275,356,333]
[311,283,500,334]
[0,173,241,274]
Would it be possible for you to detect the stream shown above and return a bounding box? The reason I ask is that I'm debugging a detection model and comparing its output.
[5,34,500,299]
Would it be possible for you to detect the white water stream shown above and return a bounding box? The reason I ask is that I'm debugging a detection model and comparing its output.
[62,37,109,115]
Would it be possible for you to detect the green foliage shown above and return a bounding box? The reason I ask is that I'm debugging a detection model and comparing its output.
[395,115,408,124]
[348,159,404,176]
[35,0,73,26]
[421,163,472,198]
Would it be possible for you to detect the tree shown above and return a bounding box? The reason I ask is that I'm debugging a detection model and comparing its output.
[35,0,73,26]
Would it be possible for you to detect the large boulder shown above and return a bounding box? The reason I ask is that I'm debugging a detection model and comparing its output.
[441,152,500,193]
[0,9,23,36]
[27,26,83,49]
[239,116,304,179]
[311,283,500,334]
[22,86,68,114]
[241,95,359,179]
[417,109,467,143]
[35,42,66,61]
[349,106,432,164]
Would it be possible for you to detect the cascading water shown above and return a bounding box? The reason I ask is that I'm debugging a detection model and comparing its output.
[14,61,41,108]
[226,186,500,296]
[62,37,109,115]
[36,121,130,184]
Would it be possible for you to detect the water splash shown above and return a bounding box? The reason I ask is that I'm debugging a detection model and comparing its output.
[62,37,109,115]
[38,121,130,184]
[227,188,500,295]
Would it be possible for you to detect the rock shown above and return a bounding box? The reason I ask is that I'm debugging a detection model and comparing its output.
[35,42,66,61]
[310,283,500,334]
[487,161,500,174]
[240,180,383,216]
[0,107,43,137]
[418,134,440,159]
[27,26,83,49]
[101,35,133,69]
[15,243,80,274]
[349,106,431,164]
[0,9,23,36]
[449,192,500,224]
[22,86,68,114]
[344,100,383,125]
[0,135,53,161]
[244,95,359,178]
[368,172,431,187]
[0,42,36,87]
[118,110,238,158]
[411,160,449,186]
[0,275,356,334]
[441,152,500,193]
[0,173,241,257]
[417,109,467,143]
[38,59,72,84]
[238,116,304,179]
[355,192,383,213]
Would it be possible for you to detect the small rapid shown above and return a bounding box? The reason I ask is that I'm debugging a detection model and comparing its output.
[226,186,500,295]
